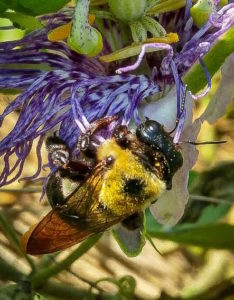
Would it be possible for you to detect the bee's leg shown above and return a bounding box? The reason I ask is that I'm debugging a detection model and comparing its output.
[113,125,131,147]
[46,134,93,179]
[88,115,119,137]
[46,134,70,167]
[78,115,118,157]
[121,212,144,230]
[60,160,93,180]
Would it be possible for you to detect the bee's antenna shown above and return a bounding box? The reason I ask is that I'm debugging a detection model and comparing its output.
[181,140,227,146]
[169,84,187,134]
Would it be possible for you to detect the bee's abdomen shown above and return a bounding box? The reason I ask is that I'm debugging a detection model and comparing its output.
[46,173,66,208]
[46,172,79,208]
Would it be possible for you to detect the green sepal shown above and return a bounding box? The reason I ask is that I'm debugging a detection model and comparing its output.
[130,20,147,43]
[146,232,161,255]
[141,16,166,37]
[0,0,69,16]
[190,0,216,28]
[89,275,136,299]
[183,27,234,94]
[112,213,146,257]
[67,0,103,57]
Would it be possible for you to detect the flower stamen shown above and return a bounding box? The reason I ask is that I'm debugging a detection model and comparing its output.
[189,57,211,100]
[99,33,179,63]
[115,43,174,74]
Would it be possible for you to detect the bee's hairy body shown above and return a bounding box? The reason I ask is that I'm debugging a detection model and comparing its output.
[96,138,166,216]
[22,117,183,254]
[64,138,165,219]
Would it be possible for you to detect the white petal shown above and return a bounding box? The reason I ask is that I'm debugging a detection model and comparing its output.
[147,91,196,225]
[145,55,234,225]
[201,54,234,123]
[150,139,198,225]
[140,87,178,131]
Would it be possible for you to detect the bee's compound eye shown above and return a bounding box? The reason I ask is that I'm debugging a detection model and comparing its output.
[106,155,115,167]
[79,135,90,151]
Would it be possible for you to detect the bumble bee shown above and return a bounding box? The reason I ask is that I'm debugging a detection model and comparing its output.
[22,116,183,255]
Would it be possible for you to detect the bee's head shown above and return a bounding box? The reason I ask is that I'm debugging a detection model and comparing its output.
[136,119,183,180]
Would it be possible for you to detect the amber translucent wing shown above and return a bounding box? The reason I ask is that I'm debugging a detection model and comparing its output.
[21,209,125,255]
[21,210,95,255]
[21,161,128,255]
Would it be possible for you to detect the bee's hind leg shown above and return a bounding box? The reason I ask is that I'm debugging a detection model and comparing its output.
[46,134,70,167]
[46,134,93,179]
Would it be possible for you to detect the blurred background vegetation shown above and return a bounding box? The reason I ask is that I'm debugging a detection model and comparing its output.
[0,12,234,300]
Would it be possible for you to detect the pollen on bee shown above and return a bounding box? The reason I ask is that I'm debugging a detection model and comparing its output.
[97,139,166,216]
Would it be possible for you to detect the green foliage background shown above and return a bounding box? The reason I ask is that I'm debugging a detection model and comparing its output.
[0,1,234,299]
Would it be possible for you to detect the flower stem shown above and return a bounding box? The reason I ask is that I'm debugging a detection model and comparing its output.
[31,233,102,288]
[39,281,92,299]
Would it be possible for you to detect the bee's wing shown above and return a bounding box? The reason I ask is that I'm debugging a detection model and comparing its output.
[21,162,126,255]
[21,209,124,255]
[21,209,85,255]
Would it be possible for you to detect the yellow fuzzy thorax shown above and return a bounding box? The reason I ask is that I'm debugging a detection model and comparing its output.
[97,139,166,216]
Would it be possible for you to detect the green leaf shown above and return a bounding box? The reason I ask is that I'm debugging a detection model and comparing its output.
[189,162,234,204]
[196,203,230,225]
[146,212,234,250]
[188,170,199,188]
[0,0,69,16]
[183,27,234,93]
[3,12,43,31]
[0,17,24,42]
[0,3,7,13]
[0,281,33,300]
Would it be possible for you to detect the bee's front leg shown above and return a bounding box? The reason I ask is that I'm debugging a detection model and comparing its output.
[113,125,131,147]
[78,115,118,158]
